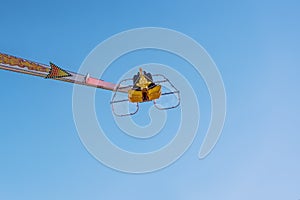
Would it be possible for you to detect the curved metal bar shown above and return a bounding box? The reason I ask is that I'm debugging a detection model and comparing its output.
[110,78,139,117]
[152,74,181,110]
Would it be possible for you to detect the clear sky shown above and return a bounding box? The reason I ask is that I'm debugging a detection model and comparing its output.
[1,0,300,199]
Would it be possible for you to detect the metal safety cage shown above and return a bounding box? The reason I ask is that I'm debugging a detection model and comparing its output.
[110,78,139,117]
[151,74,180,110]
[110,74,180,117]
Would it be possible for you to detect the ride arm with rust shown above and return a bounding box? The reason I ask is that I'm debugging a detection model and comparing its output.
[0,52,127,92]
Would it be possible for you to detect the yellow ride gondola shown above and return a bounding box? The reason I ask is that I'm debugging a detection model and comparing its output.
[111,67,180,117]
[128,68,161,103]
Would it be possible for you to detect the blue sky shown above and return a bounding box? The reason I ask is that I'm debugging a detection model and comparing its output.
[1,0,300,199]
